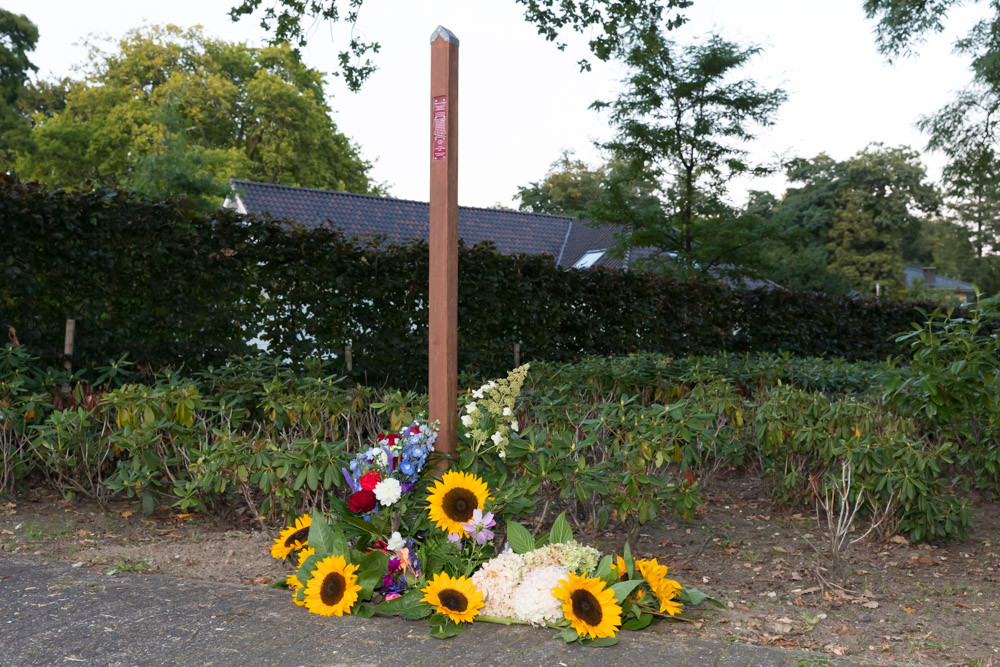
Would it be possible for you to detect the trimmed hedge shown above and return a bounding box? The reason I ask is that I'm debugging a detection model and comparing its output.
[1,178,935,388]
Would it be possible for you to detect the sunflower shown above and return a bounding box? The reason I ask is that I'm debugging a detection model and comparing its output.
[303,554,362,616]
[551,572,622,639]
[426,471,490,535]
[636,558,683,615]
[270,514,312,560]
[287,573,307,606]
[421,572,485,623]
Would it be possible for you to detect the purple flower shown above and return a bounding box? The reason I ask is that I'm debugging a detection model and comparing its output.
[400,481,415,495]
[446,532,462,545]
[382,573,394,587]
[342,467,359,492]
[387,557,402,573]
[462,509,496,546]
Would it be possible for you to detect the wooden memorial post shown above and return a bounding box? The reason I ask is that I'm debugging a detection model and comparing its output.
[429,26,459,463]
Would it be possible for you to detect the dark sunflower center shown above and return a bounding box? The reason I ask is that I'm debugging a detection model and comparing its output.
[442,488,477,523]
[284,526,309,547]
[571,589,603,626]
[320,572,347,606]
[438,589,468,612]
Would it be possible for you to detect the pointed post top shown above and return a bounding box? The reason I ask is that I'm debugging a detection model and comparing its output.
[430,25,459,45]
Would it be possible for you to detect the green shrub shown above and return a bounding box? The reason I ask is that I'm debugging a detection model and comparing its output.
[883,295,1000,490]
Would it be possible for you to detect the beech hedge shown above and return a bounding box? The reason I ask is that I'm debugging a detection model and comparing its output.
[1,178,935,387]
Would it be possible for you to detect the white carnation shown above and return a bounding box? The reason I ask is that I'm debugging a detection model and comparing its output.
[374,478,402,506]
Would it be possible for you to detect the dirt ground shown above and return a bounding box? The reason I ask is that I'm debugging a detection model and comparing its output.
[2,473,998,666]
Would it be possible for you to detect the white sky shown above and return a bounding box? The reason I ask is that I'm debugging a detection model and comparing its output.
[9,0,989,208]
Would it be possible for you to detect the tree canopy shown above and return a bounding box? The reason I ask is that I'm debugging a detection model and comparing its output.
[9,25,380,209]
[587,31,786,277]
[229,0,693,90]
[0,9,38,165]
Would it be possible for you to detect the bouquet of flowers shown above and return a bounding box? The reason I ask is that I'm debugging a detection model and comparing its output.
[339,420,437,536]
[271,466,717,645]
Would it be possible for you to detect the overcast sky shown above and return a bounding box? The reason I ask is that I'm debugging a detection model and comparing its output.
[9,1,989,207]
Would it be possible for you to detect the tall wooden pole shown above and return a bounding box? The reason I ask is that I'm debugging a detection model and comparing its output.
[429,26,459,462]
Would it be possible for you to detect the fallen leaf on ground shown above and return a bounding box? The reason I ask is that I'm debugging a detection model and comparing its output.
[120,511,132,519]
[862,601,880,609]
[901,606,916,614]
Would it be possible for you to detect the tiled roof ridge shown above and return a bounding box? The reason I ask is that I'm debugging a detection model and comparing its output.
[229,178,577,224]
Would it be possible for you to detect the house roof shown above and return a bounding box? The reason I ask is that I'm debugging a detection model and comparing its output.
[903,266,975,293]
[228,179,573,259]
[224,179,781,289]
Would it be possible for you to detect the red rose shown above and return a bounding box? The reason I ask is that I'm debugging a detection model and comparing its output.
[347,489,376,513]
[359,470,382,491]
[379,433,401,447]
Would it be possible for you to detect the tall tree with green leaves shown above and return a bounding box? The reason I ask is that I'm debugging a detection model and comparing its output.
[515,150,659,221]
[825,145,939,294]
[15,25,380,208]
[228,0,693,90]
[919,88,1000,260]
[588,31,786,277]
[0,9,38,168]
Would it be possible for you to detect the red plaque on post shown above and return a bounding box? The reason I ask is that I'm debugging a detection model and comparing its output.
[432,96,447,161]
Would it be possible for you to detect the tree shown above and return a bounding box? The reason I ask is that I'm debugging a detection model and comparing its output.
[589,31,786,277]
[515,150,659,219]
[229,0,693,90]
[15,25,380,206]
[516,151,606,216]
[0,9,38,168]
[825,145,939,294]
[759,154,851,292]
[918,88,1000,261]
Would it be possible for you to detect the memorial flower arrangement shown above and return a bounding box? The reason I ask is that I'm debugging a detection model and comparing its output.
[271,466,716,645]
[268,365,715,644]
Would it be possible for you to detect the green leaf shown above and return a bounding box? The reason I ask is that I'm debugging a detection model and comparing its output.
[351,601,376,618]
[356,550,389,599]
[429,612,466,639]
[549,511,573,544]
[553,627,579,643]
[269,575,289,590]
[295,553,324,586]
[609,579,643,604]
[306,511,337,556]
[622,612,654,631]
[506,520,535,554]
[580,635,619,647]
[677,586,723,607]
[373,588,433,619]
[595,554,613,578]
[623,541,635,578]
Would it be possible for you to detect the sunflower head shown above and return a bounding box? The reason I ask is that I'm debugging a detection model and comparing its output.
[552,572,622,639]
[421,571,485,623]
[426,471,491,535]
[303,554,362,617]
[271,514,312,560]
[636,558,683,615]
